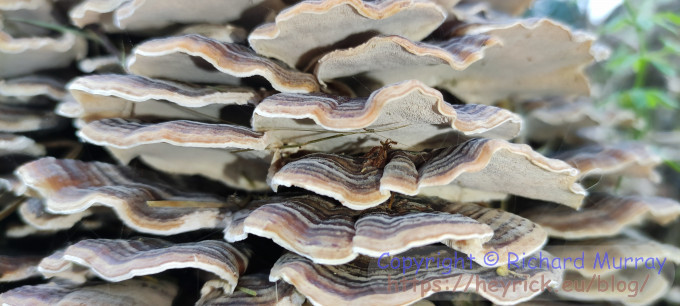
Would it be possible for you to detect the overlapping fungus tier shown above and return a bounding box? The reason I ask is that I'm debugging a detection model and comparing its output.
[3,0,677,305]
[17,197,92,231]
[16,157,237,234]
[463,0,536,16]
[248,0,447,69]
[0,255,42,282]
[0,32,86,78]
[0,278,179,306]
[225,194,545,267]
[524,98,635,143]
[197,274,305,306]
[127,34,320,93]
[549,237,680,304]
[315,18,599,104]
[440,18,600,103]
[225,194,494,265]
[69,0,269,31]
[314,34,500,85]
[270,247,562,305]
[1,0,86,78]
[66,74,261,120]
[0,75,67,144]
[37,250,93,283]
[173,23,248,44]
[253,80,522,152]
[0,104,64,133]
[271,138,585,209]
[38,238,251,292]
[78,119,268,149]
[0,76,66,101]
[440,201,546,266]
[521,193,680,239]
[0,133,44,156]
[553,143,661,181]
[75,118,272,190]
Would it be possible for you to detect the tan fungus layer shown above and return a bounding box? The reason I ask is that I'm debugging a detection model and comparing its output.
[127,34,319,93]
[16,157,236,235]
[270,247,562,305]
[271,138,585,209]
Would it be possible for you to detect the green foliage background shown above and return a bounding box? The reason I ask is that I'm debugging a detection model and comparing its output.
[530,0,680,138]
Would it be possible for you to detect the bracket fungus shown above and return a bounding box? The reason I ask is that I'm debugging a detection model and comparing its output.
[78,119,268,150]
[553,143,662,182]
[0,1,676,305]
[521,193,680,239]
[463,0,535,16]
[439,201,547,267]
[66,74,262,120]
[315,18,600,104]
[0,278,179,306]
[524,98,636,143]
[445,18,602,103]
[0,174,22,195]
[175,24,248,44]
[270,246,562,305]
[0,32,86,78]
[77,55,123,74]
[0,103,63,133]
[271,138,585,209]
[0,75,68,134]
[16,157,237,234]
[127,35,320,93]
[38,238,250,292]
[1,1,86,78]
[0,76,66,102]
[254,80,522,152]
[0,0,56,34]
[225,194,545,267]
[76,119,272,190]
[315,34,499,87]
[225,194,493,265]
[0,133,44,156]
[62,73,274,190]
[0,255,42,283]
[17,197,93,232]
[197,274,305,306]
[69,0,267,31]
[37,250,95,284]
[248,0,448,69]
[548,237,680,305]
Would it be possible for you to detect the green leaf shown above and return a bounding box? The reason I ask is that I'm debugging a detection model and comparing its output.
[629,89,649,111]
[653,18,676,34]
[236,287,257,296]
[617,92,633,110]
[665,160,680,173]
[658,12,680,26]
[632,57,648,73]
[653,16,678,34]
[650,91,678,108]
[647,56,676,77]
[651,12,680,34]
[662,39,680,53]
[637,17,655,31]
[602,16,633,34]
[605,52,638,73]
[644,90,659,108]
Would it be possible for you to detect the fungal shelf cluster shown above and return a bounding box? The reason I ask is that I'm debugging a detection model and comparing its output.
[1,0,678,305]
